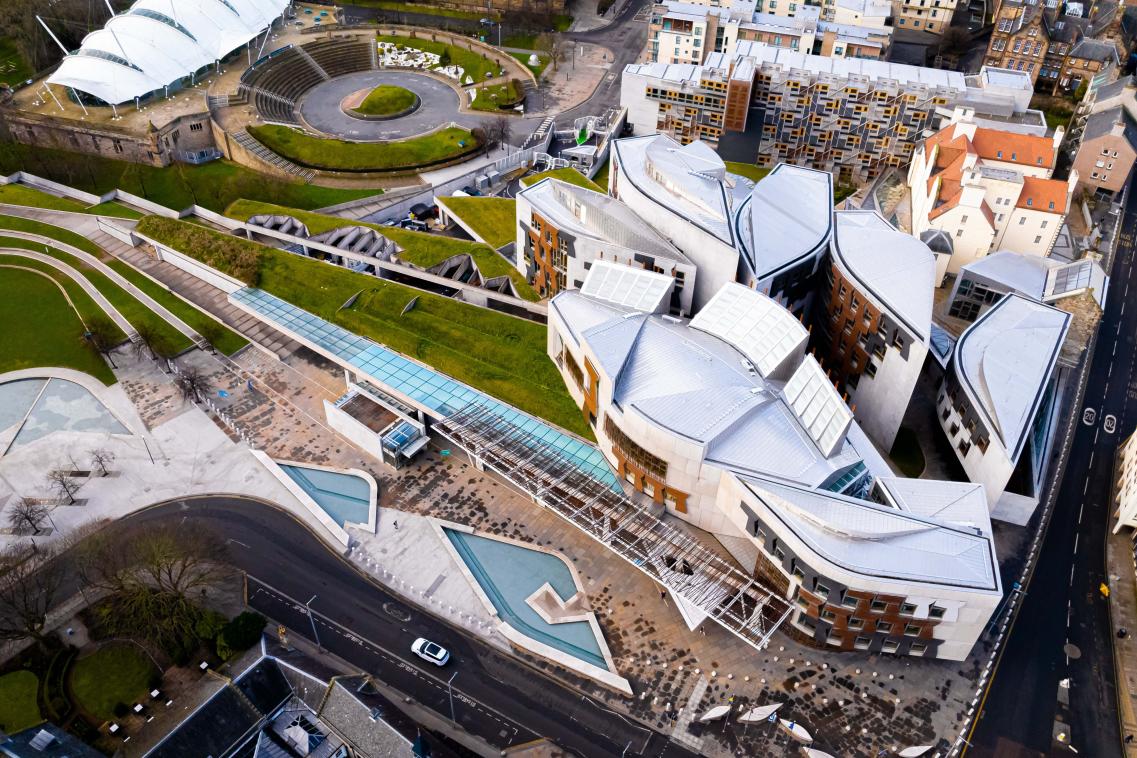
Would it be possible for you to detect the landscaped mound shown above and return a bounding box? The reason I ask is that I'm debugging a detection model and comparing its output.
[246,124,480,172]
[350,84,418,117]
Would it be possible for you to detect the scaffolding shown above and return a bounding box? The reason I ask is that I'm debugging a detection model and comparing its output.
[434,402,795,652]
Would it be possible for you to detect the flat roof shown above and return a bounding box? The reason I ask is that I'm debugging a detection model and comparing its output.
[954,293,1070,460]
[733,40,966,90]
[961,250,1059,300]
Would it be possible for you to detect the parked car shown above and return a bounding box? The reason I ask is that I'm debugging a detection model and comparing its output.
[411,638,450,666]
[410,203,438,220]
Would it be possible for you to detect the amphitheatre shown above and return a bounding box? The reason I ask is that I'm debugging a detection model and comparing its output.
[2,5,542,182]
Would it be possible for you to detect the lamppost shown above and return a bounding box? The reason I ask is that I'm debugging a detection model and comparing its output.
[305,594,323,652]
[447,671,457,721]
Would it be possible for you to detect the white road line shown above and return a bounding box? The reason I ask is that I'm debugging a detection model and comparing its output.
[1095,428,1100,445]
[1090,450,1096,468]
[1083,480,1089,495]
[1078,502,1085,525]
[1070,564,1076,586]
[1073,533,1080,555]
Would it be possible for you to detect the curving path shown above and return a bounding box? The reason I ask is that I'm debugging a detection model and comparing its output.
[1,230,202,346]
[0,249,137,338]
[299,70,494,141]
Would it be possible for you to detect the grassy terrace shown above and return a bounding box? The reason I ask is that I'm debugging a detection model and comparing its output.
[0,670,40,734]
[470,80,523,111]
[247,125,479,172]
[0,184,139,218]
[225,199,537,301]
[0,235,192,356]
[723,162,771,183]
[0,254,128,344]
[136,216,590,438]
[377,34,498,82]
[355,84,418,116]
[437,196,516,248]
[0,142,381,212]
[0,267,116,383]
[0,215,246,354]
[521,167,605,193]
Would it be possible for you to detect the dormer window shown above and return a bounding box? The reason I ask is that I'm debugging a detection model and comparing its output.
[1026,198,1033,206]
[1049,201,1055,209]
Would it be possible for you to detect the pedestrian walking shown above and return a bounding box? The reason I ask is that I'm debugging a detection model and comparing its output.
[393,520,399,531]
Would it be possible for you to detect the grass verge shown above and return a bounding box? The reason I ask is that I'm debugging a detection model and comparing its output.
[508,51,549,78]
[247,125,479,172]
[0,268,115,382]
[139,216,589,437]
[0,670,41,733]
[0,141,381,212]
[355,84,418,116]
[70,645,157,722]
[0,254,127,344]
[723,162,771,183]
[470,80,523,111]
[437,196,516,248]
[224,200,537,300]
[521,167,604,193]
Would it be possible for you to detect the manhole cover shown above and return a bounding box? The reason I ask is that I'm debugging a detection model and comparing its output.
[383,602,411,622]
[1063,643,1081,659]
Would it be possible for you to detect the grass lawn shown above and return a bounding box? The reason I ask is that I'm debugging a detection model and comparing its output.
[0,214,105,258]
[355,85,418,116]
[87,201,144,219]
[0,141,381,212]
[0,254,127,344]
[0,184,143,219]
[0,37,33,85]
[521,167,604,193]
[508,51,549,78]
[377,34,498,82]
[592,160,610,191]
[223,200,537,300]
[889,426,926,478]
[0,267,115,383]
[358,0,492,20]
[139,216,589,437]
[0,671,41,733]
[437,196,516,248]
[70,644,157,722]
[724,161,771,183]
[502,33,538,49]
[835,184,857,205]
[248,125,479,172]
[0,235,193,357]
[470,80,523,111]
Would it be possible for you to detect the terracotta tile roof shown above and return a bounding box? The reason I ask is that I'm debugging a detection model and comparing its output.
[1016,176,1068,213]
[970,128,1056,169]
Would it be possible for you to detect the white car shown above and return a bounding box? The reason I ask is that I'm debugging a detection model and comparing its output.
[411,638,450,666]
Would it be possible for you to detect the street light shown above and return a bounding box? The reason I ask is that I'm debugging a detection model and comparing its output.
[447,671,457,722]
[305,594,323,652]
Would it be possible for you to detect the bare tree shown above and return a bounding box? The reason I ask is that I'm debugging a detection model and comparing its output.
[89,448,115,477]
[176,367,208,404]
[0,543,68,650]
[47,470,80,505]
[536,33,562,72]
[6,498,50,535]
[85,316,120,369]
[937,26,972,61]
[493,115,513,153]
[131,322,158,362]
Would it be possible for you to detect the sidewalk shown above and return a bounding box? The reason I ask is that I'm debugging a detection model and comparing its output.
[1106,528,1137,753]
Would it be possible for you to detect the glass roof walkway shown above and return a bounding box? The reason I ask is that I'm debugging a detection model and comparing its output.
[230,288,618,487]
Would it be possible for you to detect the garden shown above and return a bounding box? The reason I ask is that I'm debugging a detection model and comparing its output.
[247,124,481,172]
[521,167,605,193]
[352,84,419,117]
[436,195,517,248]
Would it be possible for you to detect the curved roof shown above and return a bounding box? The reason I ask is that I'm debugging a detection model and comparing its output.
[689,283,809,379]
[734,164,833,283]
[832,211,935,343]
[48,0,288,104]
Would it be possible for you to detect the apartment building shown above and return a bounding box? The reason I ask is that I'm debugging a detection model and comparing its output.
[1073,108,1137,192]
[547,265,1002,661]
[830,0,891,26]
[985,0,1049,84]
[908,110,1072,276]
[891,0,956,33]
[936,293,1069,515]
[514,177,698,313]
[817,211,935,450]
[1056,38,1118,93]
[623,42,1035,182]
[1114,429,1137,533]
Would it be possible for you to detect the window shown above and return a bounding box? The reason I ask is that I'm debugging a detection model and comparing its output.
[876,620,894,633]
[870,599,887,613]
[842,592,858,608]
[814,580,831,599]
[792,563,806,582]
[882,640,900,653]
[1019,216,1027,225]
[854,636,872,650]
[904,623,922,636]
[848,617,865,630]
[1041,220,1048,229]
[961,215,968,223]
[929,605,946,619]
[900,602,917,615]
[820,608,837,621]
[189,122,204,132]
[910,641,928,655]
[1034,235,1042,244]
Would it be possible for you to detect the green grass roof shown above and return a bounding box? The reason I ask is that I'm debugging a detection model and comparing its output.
[436,196,516,248]
[521,167,605,193]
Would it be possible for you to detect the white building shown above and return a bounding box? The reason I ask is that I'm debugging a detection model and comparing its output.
[909,110,1072,279]
[945,251,1108,323]
[548,266,1002,660]
[936,293,1070,521]
[830,0,891,26]
[514,177,698,313]
[1114,430,1137,533]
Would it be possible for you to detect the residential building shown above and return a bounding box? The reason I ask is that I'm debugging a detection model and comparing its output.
[830,0,892,27]
[936,293,1070,517]
[514,177,698,313]
[945,250,1108,323]
[908,110,1072,277]
[622,42,1036,182]
[817,210,935,450]
[1113,428,1137,532]
[1057,38,1119,93]
[1072,106,1137,192]
[548,266,1002,660]
[984,0,1050,84]
[609,134,744,309]
[891,0,957,33]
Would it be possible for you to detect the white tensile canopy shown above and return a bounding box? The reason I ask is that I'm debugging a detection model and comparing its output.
[697,705,731,723]
[737,702,783,722]
[48,0,290,105]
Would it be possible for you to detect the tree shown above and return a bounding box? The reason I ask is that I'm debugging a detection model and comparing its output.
[85,316,121,368]
[47,470,80,505]
[131,322,159,362]
[487,115,513,153]
[439,48,451,68]
[0,543,67,650]
[937,26,971,62]
[176,367,208,404]
[197,322,224,353]
[537,33,562,72]
[89,448,115,477]
[6,498,49,535]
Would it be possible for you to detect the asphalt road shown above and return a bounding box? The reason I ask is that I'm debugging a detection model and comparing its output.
[128,496,697,758]
[969,187,1137,756]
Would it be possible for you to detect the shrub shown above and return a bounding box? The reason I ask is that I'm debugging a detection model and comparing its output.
[113,702,129,719]
[215,611,266,660]
[136,217,262,285]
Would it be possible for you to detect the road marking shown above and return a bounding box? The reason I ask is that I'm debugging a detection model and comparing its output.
[1078,502,1084,525]
[1073,533,1080,555]
[1070,564,1076,586]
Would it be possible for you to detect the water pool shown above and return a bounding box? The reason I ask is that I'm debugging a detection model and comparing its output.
[1,378,128,451]
[443,528,607,670]
[279,464,371,527]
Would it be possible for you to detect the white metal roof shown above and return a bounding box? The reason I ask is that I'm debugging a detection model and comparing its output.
[783,355,853,458]
[874,477,991,534]
[832,211,935,343]
[961,250,1059,300]
[689,283,809,379]
[580,261,675,314]
[48,0,288,104]
[1044,258,1108,306]
[955,293,1070,459]
[734,164,833,282]
[742,476,1000,591]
